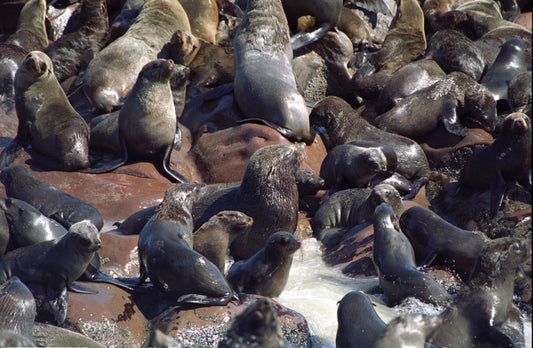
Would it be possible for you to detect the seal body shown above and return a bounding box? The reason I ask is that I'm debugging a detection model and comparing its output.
[7,51,90,171]
[233,0,313,144]
[43,0,109,83]
[399,206,489,276]
[138,183,234,305]
[226,231,301,297]
[192,144,304,260]
[193,210,253,273]
[83,0,191,112]
[0,276,36,345]
[372,203,452,306]
[0,165,104,231]
[310,96,430,198]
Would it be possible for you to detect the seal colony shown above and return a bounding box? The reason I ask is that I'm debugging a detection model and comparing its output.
[0,0,531,346]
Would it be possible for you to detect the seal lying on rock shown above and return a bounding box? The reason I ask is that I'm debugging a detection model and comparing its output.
[226,231,300,298]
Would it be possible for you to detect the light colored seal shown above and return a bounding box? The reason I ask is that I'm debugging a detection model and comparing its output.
[233,0,313,144]
[83,0,191,112]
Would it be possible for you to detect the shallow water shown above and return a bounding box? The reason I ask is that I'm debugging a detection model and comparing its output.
[276,238,532,348]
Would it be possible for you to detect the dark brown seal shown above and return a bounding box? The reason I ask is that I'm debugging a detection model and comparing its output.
[192,144,304,261]
[193,210,253,273]
[428,237,530,347]
[233,0,313,144]
[82,0,191,113]
[372,203,453,306]
[226,231,301,298]
[0,51,90,171]
[309,96,430,198]
[43,0,109,83]
[0,165,104,231]
[217,298,288,348]
[457,112,531,217]
[399,206,489,276]
[138,183,234,306]
[372,71,497,140]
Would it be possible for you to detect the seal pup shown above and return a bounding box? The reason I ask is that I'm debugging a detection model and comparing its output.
[0,220,101,325]
[0,165,104,231]
[193,210,253,273]
[281,0,343,50]
[372,203,453,306]
[43,0,109,83]
[138,183,234,306]
[428,237,530,347]
[399,206,489,276]
[233,0,313,144]
[372,71,497,140]
[0,276,36,346]
[336,291,387,348]
[226,231,301,298]
[86,59,191,183]
[457,112,531,217]
[310,96,430,199]
[319,143,391,191]
[83,0,191,113]
[0,51,90,171]
[0,0,48,114]
[217,297,288,348]
[192,144,304,261]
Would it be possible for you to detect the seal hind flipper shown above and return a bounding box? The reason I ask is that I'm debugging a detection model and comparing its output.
[0,141,25,170]
[160,143,189,183]
[67,282,98,294]
[291,22,332,51]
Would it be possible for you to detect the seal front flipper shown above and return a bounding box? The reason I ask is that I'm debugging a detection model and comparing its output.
[422,249,438,268]
[489,170,507,218]
[161,143,189,183]
[0,140,25,170]
[67,282,98,294]
[82,268,134,292]
[34,286,69,326]
[176,291,233,306]
[441,99,468,137]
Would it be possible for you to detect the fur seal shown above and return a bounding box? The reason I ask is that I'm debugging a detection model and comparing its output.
[0,220,101,325]
[0,51,90,171]
[376,58,446,114]
[217,297,288,348]
[0,165,104,231]
[319,143,390,191]
[281,0,343,50]
[83,0,191,113]
[424,29,487,81]
[428,237,530,347]
[372,203,452,306]
[375,313,442,348]
[309,96,430,198]
[399,206,489,276]
[480,37,528,104]
[336,291,387,348]
[233,0,313,144]
[338,7,371,49]
[351,0,426,99]
[0,210,8,257]
[192,144,304,261]
[372,71,497,140]
[43,0,109,83]
[178,0,219,44]
[457,112,531,217]
[0,276,36,346]
[0,197,67,248]
[507,70,531,115]
[193,210,253,273]
[138,183,234,306]
[0,0,48,114]
[226,231,301,298]
[87,59,190,183]
[113,205,157,235]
